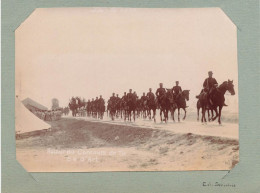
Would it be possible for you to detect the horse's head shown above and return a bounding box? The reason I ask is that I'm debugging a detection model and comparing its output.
[219,80,235,95]
[166,89,174,103]
[227,80,235,95]
[166,89,173,96]
[182,90,190,101]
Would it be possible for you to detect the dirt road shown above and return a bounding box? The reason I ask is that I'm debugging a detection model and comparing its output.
[16,118,239,172]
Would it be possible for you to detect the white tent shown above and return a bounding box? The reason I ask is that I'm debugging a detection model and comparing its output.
[15,97,51,134]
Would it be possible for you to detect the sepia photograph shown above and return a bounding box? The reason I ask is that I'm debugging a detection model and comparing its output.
[15,7,239,172]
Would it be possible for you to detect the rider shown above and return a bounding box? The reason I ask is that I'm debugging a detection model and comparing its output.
[147,88,155,101]
[133,91,138,100]
[127,89,135,102]
[172,81,182,100]
[109,93,117,104]
[94,97,99,110]
[90,98,95,112]
[156,83,166,108]
[99,95,105,106]
[140,92,148,107]
[116,94,120,105]
[86,99,91,110]
[121,92,127,102]
[198,71,227,106]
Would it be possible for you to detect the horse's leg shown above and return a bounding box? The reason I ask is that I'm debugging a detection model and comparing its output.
[153,109,156,122]
[178,108,180,122]
[212,107,218,121]
[218,106,223,125]
[172,109,175,122]
[164,110,168,123]
[160,109,163,122]
[197,108,200,121]
[201,107,206,123]
[201,108,203,123]
[183,108,186,120]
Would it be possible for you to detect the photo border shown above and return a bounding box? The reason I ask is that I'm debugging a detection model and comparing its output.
[2,0,259,192]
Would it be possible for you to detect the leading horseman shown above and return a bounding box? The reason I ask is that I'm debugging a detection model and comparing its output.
[197,71,227,106]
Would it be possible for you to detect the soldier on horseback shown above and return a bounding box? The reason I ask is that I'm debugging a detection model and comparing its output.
[99,95,105,106]
[133,91,138,100]
[172,81,182,101]
[121,92,127,102]
[156,83,166,108]
[95,97,99,105]
[109,93,117,104]
[197,71,227,106]
[141,92,148,103]
[147,88,155,100]
[127,89,135,102]
[140,92,148,108]
[86,99,91,116]
[116,94,120,105]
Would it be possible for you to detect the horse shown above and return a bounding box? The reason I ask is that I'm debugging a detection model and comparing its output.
[107,100,117,120]
[196,100,214,122]
[199,80,235,124]
[142,100,149,119]
[115,99,121,118]
[158,89,175,123]
[135,99,142,118]
[98,101,105,119]
[172,90,190,122]
[120,100,127,119]
[147,97,157,122]
[68,97,78,117]
[106,100,111,117]
[126,98,136,122]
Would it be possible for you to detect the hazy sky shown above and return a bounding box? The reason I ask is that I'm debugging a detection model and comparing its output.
[15,7,238,109]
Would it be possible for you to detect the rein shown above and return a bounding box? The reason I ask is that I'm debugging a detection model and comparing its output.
[217,82,228,95]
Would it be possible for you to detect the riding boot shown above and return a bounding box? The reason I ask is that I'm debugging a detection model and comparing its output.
[223,103,228,106]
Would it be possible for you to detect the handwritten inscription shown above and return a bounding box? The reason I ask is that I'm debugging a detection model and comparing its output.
[203,182,236,187]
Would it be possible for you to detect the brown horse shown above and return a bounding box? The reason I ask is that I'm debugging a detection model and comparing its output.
[98,100,105,119]
[196,100,214,122]
[159,89,175,123]
[126,97,137,122]
[199,80,235,124]
[108,100,117,121]
[147,97,157,122]
[68,97,78,117]
[172,90,190,122]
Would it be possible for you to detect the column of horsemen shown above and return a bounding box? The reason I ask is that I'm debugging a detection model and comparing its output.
[68,71,235,124]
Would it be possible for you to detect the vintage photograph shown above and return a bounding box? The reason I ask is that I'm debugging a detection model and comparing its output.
[15,7,239,172]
